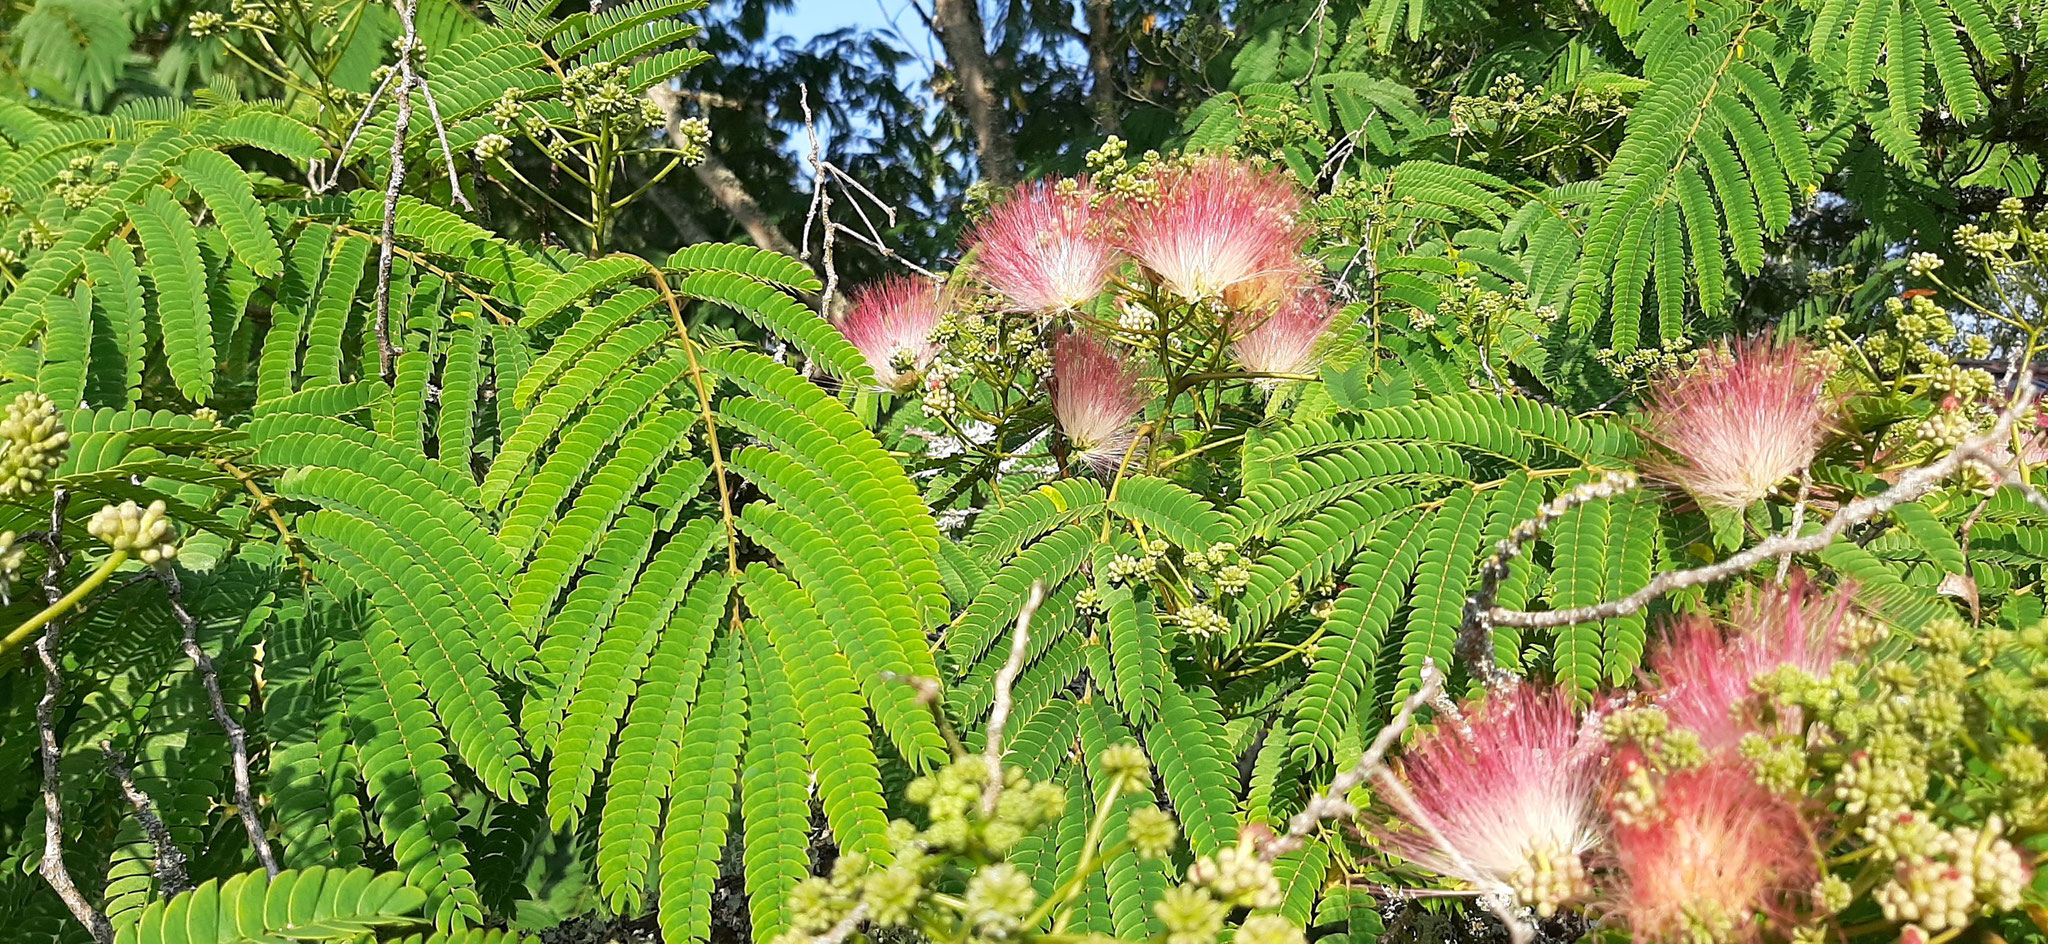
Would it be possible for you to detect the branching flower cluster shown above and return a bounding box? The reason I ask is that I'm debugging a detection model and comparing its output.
[774,746,1306,944]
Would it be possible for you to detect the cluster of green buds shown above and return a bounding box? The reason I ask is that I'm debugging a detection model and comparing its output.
[1760,615,2048,941]
[1082,137,1163,205]
[87,500,179,567]
[0,392,69,497]
[52,155,116,211]
[1447,74,1631,137]
[669,116,712,165]
[0,529,27,602]
[1600,706,1708,827]
[474,133,513,162]
[1102,538,1171,587]
[1593,336,1701,386]
[562,62,662,127]
[227,0,276,30]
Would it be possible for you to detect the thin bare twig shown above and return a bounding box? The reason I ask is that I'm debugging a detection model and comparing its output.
[159,568,279,877]
[366,0,468,382]
[1488,376,2038,632]
[1264,659,1443,861]
[797,84,839,313]
[982,579,1047,815]
[1457,471,1638,687]
[312,67,398,192]
[1778,466,1812,582]
[415,77,472,213]
[32,489,111,944]
[100,742,191,898]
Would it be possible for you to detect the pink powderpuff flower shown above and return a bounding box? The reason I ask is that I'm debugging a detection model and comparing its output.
[1649,575,1851,753]
[966,179,1121,314]
[1119,156,1305,303]
[1638,340,1834,511]
[1372,686,1604,917]
[1611,762,1813,943]
[833,276,943,392]
[1232,282,1337,379]
[1052,332,1148,473]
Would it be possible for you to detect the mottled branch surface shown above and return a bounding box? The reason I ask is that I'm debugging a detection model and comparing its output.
[931,0,1020,187]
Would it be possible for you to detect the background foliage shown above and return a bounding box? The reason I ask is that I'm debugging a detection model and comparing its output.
[0,0,2045,941]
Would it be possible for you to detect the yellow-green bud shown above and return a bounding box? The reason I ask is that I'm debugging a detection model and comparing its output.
[1128,806,1178,860]
[0,392,68,497]
[86,500,178,566]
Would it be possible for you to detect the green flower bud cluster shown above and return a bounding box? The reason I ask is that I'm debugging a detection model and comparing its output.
[1873,817,2027,933]
[1170,603,1229,639]
[1905,252,1944,277]
[53,156,113,211]
[964,863,1036,937]
[1083,137,1162,205]
[564,62,650,126]
[904,759,1066,856]
[0,529,26,595]
[474,133,513,162]
[1186,844,1282,909]
[87,500,179,566]
[670,116,711,165]
[1127,806,1178,860]
[0,392,69,497]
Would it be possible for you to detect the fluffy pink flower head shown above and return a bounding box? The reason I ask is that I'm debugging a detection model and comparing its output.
[1119,156,1306,303]
[834,276,943,392]
[1374,686,1604,917]
[1649,575,1851,753]
[967,179,1120,314]
[1611,762,1813,944]
[1051,332,1148,473]
[1232,282,1336,379]
[1639,340,1834,511]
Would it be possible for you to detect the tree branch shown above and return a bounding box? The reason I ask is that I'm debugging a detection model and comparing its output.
[159,568,280,877]
[32,489,112,944]
[930,0,1020,187]
[1484,379,2038,634]
[1081,0,1119,135]
[100,742,191,899]
[982,579,1046,815]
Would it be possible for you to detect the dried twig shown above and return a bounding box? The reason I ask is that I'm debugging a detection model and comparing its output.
[363,0,469,383]
[1487,376,2038,632]
[312,67,399,192]
[981,579,1047,815]
[797,84,839,313]
[32,489,111,944]
[1457,472,1638,688]
[159,568,279,877]
[100,742,191,898]
[1263,659,1443,861]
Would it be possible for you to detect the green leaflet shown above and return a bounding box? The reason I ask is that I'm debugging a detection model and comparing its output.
[1287,510,1426,760]
[112,868,426,944]
[654,633,749,944]
[128,186,214,403]
[736,622,814,944]
[174,149,283,278]
[547,521,723,829]
[740,564,892,861]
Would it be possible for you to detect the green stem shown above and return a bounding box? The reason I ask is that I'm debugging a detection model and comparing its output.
[1030,778,1126,933]
[0,550,130,660]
